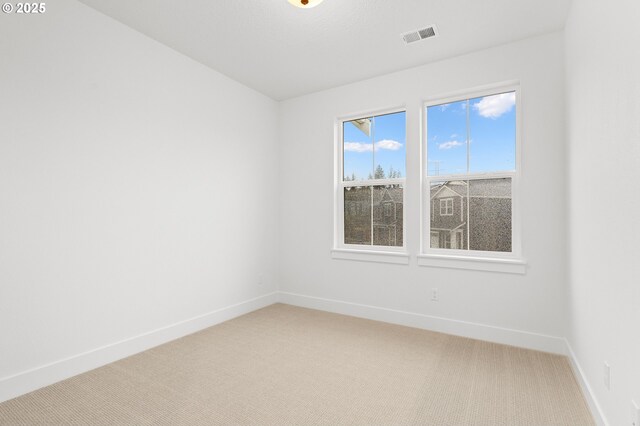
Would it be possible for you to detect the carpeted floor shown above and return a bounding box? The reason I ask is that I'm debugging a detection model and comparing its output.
[0,303,594,425]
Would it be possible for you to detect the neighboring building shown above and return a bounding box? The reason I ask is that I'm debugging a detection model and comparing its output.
[344,187,371,245]
[344,186,403,247]
[344,179,508,251]
[430,179,511,252]
[373,186,403,247]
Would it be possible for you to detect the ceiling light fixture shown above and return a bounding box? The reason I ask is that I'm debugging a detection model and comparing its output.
[288,0,324,8]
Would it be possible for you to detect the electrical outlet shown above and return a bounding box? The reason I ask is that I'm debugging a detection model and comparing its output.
[632,400,639,426]
[431,288,439,302]
[603,362,610,390]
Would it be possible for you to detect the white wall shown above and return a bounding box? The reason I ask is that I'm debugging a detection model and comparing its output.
[565,0,640,424]
[279,33,568,348]
[5,2,635,421]
[0,0,278,398]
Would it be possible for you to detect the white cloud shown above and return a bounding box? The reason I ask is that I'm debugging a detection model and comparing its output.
[438,140,463,150]
[375,139,403,151]
[473,92,515,119]
[344,142,372,153]
[439,103,450,111]
[344,139,403,153]
[450,133,458,138]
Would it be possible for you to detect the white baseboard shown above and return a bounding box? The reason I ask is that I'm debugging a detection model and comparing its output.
[0,292,278,404]
[279,292,609,424]
[564,339,608,426]
[1,290,606,426]
[279,291,568,355]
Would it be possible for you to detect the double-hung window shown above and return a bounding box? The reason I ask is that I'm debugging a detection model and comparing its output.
[332,84,523,272]
[421,84,523,272]
[335,110,406,255]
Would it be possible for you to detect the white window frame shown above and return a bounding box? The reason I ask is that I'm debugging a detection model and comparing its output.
[332,106,409,265]
[440,198,453,216]
[419,82,526,274]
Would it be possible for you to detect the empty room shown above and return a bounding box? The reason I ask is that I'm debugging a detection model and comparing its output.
[0,0,638,424]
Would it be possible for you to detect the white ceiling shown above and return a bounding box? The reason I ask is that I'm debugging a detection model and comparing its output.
[77,0,572,100]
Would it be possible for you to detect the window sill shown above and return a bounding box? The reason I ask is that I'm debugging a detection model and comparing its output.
[417,254,526,274]
[331,249,410,265]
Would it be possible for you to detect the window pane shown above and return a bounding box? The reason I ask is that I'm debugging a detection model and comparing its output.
[343,118,373,181]
[426,100,468,176]
[373,185,403,247]
[468,178,512,252]
[429,178,511,252]
[469,92,516,173]
[373,112,406,179]
[344,186,371,245]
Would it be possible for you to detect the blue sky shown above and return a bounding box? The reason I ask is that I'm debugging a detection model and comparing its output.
[343,111,406,180]
[426,92,516,176]
[343,92,515,181]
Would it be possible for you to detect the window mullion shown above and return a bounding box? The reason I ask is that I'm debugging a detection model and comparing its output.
[370,117,375,246]
[370,186,374,246]
[466,181,470,250]
[466,99,470,174]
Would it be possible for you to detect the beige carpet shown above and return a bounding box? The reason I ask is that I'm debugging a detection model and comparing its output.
[0,303,594,425]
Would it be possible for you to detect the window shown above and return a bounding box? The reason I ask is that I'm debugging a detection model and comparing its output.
[440,198,453,216]
[422,86,521,261]
[336,110,406,252]
[384,203,393,217]
[332,84,523,271]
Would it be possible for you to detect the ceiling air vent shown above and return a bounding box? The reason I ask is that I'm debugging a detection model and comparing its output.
[402,25,438,45]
